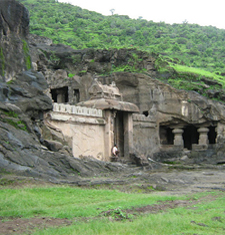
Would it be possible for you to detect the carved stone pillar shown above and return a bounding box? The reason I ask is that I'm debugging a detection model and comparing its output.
[198,127,209,146]
[57,92,65,103]
[172,128,184,147]
[104,110,114,161]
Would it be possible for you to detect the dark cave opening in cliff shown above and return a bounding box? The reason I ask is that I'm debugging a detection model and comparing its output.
[160,126,174,145]
[50,86,68,103]
[74,89,80,103]
[114,111,124,157]
[208,126,217,144]
[143,111,149,117]
[183,125,199,150]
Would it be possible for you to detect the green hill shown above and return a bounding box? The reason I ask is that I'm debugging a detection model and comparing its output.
[16,0,225,101]
[18,0,225,75]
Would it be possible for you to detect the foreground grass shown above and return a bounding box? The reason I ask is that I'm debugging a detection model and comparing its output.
[0,186,181,218]
[0,186,224,234]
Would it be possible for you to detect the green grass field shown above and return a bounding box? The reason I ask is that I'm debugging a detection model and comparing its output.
[0,185,225,234]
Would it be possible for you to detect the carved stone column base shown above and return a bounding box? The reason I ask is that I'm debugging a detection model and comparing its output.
[172,128,184,147]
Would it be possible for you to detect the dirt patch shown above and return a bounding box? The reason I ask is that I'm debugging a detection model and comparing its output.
[100,201,190,222]
[128,193,218,215]
[127,200,191,214]
[101,194,218,222]
[0,217,72,235]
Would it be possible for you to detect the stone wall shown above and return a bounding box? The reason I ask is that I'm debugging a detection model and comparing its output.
[133,114,159,157]
[47,103,106,160]
[48,104,158,161]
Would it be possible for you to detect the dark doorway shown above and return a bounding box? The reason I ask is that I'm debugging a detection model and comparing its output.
[143,111,149,117]
[51,89,57,103]
[74,89,80,104]
[114,111,124,157]
[208,126,217,144]
[50,87,68,103]
[159,126,174,145]
[183,125,199,150]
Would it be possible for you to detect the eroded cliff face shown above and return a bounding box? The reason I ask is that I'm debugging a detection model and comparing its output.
[27,38,157,107]
[28,36,225,126]
[0,0,30,81]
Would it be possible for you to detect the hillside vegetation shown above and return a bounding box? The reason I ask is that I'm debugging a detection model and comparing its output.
[16,0,225,101]
[18,0,225,74]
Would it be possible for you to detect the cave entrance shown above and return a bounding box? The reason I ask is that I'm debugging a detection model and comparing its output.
[183,125,199,150]
[208,126,217,144]
[143,111,149,117]
[51,86,68,103]
[159,126,174,145]
[114,111,124,157]
[74,89,80,104]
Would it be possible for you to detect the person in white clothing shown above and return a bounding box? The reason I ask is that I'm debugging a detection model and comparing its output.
[112,144,119,157]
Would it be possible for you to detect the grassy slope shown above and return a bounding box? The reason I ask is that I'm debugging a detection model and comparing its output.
[173,64,225,86]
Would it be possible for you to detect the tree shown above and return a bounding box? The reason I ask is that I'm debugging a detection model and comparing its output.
[110,9,115,15]
[172,43,181,51]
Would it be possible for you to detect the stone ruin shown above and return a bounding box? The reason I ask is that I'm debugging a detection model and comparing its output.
[45,73,225,164]
[46,79,139,162]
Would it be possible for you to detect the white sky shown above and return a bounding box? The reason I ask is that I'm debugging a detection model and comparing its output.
[58,0,225,29]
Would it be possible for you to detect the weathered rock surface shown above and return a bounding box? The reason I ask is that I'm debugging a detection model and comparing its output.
[0,0,30,81]
[27,36,157,105]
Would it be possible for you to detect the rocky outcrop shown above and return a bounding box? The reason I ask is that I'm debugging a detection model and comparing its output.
[0,60,129,181]
[0,1,131,181]
[0,111,127,182]
[29,42,156,76]
[0,0,30,82]
[27,38,157,104]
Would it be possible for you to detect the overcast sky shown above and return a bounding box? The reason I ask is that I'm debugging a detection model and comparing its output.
[58,0,225,29]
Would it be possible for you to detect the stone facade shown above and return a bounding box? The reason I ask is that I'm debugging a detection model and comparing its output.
[133,114,159,156]
[47,103,106,160]
[46,81,139,161]
[45,75,225,163]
